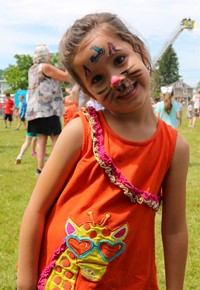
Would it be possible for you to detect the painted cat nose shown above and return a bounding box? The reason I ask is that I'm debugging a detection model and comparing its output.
[111,76,124,87]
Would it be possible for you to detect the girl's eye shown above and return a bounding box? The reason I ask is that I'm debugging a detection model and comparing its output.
[114,55,126,66]
[91,74,103,85]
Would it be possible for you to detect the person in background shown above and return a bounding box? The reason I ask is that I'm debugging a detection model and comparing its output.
[17,12,189,290]
[192,89,200,127]
[26,44,70,175]
[63,86,79,126]
[15,95,27,130]
[154,86,180,129]
[3,93,14,128]
[187,100,193,128]
[15,133,38,164]
[177,98,183,126]
[14,88,22,120]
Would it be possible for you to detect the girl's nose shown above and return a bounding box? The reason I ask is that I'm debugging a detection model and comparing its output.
[110,75,125,87]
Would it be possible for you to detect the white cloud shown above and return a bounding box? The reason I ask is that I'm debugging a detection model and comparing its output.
[0,0,199,86]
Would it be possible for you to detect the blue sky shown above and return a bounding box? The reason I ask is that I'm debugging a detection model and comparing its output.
[0,0,199,87]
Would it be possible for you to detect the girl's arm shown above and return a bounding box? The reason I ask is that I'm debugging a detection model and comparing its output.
[162,133,189,290]
[17,117,83,290]
[42,63,70,82]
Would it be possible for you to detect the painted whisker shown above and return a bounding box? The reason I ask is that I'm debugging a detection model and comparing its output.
[97,87,108,95]
[103,88,112,101]
[121,65,135,75]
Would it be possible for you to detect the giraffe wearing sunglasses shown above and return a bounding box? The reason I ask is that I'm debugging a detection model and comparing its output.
[38,212,128,289]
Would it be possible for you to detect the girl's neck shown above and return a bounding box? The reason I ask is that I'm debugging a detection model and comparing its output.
[103,105,158,142]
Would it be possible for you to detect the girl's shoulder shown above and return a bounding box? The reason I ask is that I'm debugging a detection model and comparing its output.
[60,116,83,153]
[62,108,94,153]
[170,132,189,169]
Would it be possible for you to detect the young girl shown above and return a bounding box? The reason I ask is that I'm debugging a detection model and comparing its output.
[17,12,189,290]
[155,86,180,129]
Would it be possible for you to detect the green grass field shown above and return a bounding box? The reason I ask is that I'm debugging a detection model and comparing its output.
[0,108,199,289]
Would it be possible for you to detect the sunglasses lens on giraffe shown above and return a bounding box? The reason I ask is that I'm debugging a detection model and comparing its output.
[66,237,93,258]
[98,241,125,262]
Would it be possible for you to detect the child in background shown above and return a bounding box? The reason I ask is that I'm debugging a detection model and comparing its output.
[187,100,193,127]
[15,95,27,130]
[154,86,180,129]
[17,12,189,290]
[63,87,79,126]
[3,93,14,128]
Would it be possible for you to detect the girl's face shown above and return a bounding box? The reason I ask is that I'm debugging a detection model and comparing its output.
[74,31,151,113]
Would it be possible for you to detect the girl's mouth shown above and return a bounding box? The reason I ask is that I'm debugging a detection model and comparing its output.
[117,82,137,99]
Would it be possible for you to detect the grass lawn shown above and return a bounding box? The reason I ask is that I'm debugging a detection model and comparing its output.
[0,108,200,289]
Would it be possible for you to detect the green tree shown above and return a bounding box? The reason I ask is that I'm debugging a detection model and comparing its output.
[158,45,181,86]
[2,54,33,92]
[150,69,161,97]
[50,52,60,67]
[0,69,3,80]
[195,81,200,91]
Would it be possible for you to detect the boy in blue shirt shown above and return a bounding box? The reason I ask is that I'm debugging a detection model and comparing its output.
[15,95,27,130]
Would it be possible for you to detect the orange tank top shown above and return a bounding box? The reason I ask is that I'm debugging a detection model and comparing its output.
[38,107,177,290]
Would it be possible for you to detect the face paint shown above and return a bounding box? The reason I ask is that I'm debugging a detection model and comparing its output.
[90,45,105,63]
[103,88,112,101]
[127,69,143,78]
[107,42,118,55]
[111,76,121,86]
[118,83,127,92]
[120,65,143,79]
[121,65,135,76]
[83,65,92,79]
[97,87,108,95]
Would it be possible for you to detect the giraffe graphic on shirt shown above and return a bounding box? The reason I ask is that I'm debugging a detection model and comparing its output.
[38,211,128,290]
